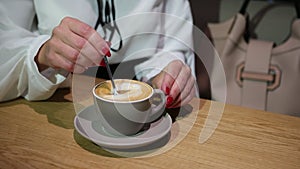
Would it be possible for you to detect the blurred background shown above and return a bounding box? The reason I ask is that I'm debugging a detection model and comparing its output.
[189,0,297,99]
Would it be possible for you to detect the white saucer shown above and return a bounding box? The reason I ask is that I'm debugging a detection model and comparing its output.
[74,105,172,149]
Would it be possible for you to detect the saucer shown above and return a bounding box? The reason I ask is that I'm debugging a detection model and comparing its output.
[74,105,172,149]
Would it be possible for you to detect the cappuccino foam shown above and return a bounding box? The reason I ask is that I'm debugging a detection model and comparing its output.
[95,79,152,102]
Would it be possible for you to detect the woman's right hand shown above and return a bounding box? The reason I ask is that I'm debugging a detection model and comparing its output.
[35,17,110,73]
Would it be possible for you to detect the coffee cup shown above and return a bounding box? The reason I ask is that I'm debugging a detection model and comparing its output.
[92,79,166,136]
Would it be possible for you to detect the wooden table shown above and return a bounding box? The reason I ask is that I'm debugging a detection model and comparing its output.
[0,88,300,169]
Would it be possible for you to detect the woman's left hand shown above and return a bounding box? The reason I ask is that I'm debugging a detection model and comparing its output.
[151,60,197,108]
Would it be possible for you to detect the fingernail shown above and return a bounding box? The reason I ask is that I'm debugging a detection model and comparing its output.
[101,47,111,57]
[165,86,170,95]
[99,59,106,67]
[106,41,111,46]
[166,96,173,106]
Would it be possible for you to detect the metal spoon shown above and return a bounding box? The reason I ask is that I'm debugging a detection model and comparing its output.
[102,56,118,95]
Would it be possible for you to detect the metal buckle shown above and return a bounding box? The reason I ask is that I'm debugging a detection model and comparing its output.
[236,63,281,90]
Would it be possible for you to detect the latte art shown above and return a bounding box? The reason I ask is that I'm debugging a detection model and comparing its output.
[95,79,152,102]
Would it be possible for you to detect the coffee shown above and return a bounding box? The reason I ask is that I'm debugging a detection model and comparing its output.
[95,79,153,102]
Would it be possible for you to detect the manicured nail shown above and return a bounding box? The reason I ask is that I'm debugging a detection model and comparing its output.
[165,86,170,95]
[101,47,111,57]
[166,96,173,106]
[99,59,106,67]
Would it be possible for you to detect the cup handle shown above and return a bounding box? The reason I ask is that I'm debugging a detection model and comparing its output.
[147,89,166,123]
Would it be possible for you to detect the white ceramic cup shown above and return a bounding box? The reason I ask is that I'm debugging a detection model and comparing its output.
[93,79,166,136]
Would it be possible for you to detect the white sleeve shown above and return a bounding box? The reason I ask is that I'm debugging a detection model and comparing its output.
[0,5,66,102]
[134,0,195,82]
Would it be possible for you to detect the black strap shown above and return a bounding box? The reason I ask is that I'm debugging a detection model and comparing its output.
[239,0,250,15]
[105,0,111,23]
[95,0,115,28]
[95,0,123,52]
[240,0,300,42]
[239,0,300,18]
[111,0,116,21]
[95,0,103,30]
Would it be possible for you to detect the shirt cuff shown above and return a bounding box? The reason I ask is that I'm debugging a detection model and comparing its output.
[24,35,67,100]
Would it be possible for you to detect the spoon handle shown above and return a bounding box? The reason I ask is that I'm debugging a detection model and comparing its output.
[103,56,118,95]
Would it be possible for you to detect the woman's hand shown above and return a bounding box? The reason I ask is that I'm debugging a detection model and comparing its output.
[35,17,110,73]
[151,60,196,108]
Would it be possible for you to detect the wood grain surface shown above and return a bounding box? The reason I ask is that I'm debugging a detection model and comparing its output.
[0,88,299,169]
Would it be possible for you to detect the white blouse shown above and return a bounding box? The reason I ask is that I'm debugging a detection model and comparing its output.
[0,0,195,101]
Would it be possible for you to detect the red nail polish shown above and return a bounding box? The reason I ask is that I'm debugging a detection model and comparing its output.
[101,47,111,57]
[165,86,170,95]
[106,50,111,57]
[166,96,173,106]
[99,59,106,67]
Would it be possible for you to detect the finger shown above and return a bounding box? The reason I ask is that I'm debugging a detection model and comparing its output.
[168,64,191,102]
[63,17,111,57]
[74,39,110,67]
[170,76,195,107]
[151,70,165,90]
[46,36,91,70]
[77,39,112,67]
[45,49,74,72]
[171,71,194,106]
[53,25,101,67]
[40,37,72,70]
[76,53,96,68]
[52,51,85,74]
[166,95,174,108]
[62,17,97,42]
[73,63,88,74]
[99,59,106,67]
[57,17,110,65]
[171,86,196,108]
[78,41,103,66]
[161,64,181,95]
